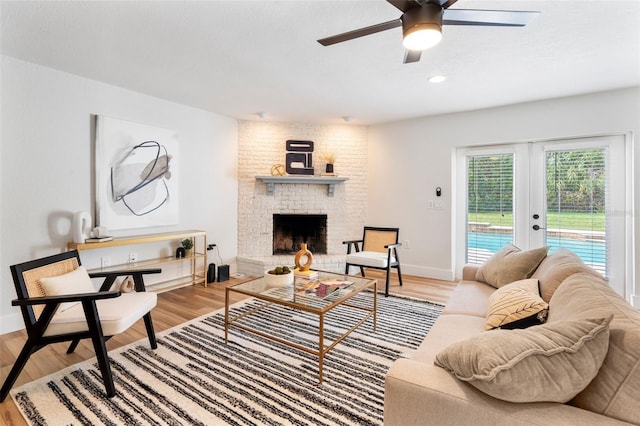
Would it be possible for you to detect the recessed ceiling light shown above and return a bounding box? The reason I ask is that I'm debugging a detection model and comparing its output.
[428,75,446,83]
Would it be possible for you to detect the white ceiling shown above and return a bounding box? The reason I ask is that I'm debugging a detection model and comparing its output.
[2,0,639,125]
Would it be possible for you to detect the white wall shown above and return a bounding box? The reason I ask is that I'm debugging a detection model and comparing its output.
[0,56,239,333]
[368,87,640,305]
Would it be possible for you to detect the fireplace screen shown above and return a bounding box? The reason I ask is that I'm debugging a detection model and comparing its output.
[273,214,327,255]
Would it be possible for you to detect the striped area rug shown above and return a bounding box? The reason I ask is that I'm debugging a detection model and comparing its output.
[11,293,443,425]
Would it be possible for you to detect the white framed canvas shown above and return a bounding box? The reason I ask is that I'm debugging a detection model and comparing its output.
[95,116,179,230]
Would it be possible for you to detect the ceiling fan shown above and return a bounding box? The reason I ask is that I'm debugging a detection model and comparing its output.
[318,0,539,63]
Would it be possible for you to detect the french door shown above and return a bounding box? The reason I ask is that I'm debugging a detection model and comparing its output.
[456,134,629,297]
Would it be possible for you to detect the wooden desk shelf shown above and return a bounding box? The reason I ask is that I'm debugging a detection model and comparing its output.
[68,230,208,292]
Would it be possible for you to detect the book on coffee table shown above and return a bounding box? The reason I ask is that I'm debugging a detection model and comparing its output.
[295,278,353,299]
[294,268,319,280]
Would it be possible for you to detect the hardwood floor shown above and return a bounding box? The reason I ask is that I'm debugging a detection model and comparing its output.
[0,270,456,425]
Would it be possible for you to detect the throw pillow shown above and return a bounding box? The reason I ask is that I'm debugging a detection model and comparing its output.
[531,248,592,302]
[434,316,612,403]
[39,266,96,312]
[485,278,548,330]
[475,244,549,288]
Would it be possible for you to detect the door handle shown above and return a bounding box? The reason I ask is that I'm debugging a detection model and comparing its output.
[532,225,546,231]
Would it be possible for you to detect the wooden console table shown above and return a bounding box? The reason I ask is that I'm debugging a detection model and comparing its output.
[68,230,207,292]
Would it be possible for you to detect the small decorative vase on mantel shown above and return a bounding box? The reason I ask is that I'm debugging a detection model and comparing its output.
[294,243,313,271]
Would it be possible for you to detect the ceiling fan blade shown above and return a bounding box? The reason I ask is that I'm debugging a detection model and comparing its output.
[403,49,422,63]
[386,0,420,13]
[318,18,402,46]
[443,9,539,27]
[440,0,459,9]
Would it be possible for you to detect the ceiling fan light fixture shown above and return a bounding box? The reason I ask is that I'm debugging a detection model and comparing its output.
[403,25,442,50]
[401,3,444,51]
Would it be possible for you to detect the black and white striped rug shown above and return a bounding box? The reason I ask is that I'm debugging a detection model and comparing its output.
[11,293,443,425]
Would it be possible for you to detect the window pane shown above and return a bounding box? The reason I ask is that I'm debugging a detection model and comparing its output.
[466,154,514,264]
[545,148,607,277]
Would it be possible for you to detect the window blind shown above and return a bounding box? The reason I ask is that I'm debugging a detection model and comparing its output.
[466,154,514,264]
[545,148,608,277]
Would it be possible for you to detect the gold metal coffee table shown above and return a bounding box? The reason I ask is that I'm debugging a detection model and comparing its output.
[224,271,377,383]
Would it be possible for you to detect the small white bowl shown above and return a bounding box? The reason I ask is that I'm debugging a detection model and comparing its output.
[264,269,294,287]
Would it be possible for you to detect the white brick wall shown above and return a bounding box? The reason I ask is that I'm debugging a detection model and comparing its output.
[237,120,368,272]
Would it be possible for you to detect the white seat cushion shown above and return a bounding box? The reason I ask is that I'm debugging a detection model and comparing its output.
[43,291,157,337]
[346,251,395,268]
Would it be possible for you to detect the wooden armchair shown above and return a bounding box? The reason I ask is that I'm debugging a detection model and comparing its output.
[343,226,403,296]
[0,250,161,402]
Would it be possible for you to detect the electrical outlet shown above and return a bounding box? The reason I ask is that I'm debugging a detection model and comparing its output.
[101,257,111,268]
[403,240,410,249]
[428,200,434,209]
[129,253,138,263]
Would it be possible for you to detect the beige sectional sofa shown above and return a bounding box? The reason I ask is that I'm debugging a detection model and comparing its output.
[384,247,640,426]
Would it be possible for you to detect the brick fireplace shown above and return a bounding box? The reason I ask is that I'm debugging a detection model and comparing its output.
[236,121,368,275]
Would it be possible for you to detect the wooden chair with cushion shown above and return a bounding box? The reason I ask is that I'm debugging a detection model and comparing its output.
[0,250,161,402]
[343,226,403,296]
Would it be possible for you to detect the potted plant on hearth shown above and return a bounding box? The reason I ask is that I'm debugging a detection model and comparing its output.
[181,238,194,257]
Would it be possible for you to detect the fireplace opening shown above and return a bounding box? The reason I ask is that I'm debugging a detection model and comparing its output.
[273,214,327,255]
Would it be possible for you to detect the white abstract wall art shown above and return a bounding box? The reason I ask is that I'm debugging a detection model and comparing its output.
[95,116,179,230]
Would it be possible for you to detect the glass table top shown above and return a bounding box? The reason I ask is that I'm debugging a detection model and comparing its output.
[228,270,375,312]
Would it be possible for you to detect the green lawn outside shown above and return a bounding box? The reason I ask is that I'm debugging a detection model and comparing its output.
[468,212,605,232]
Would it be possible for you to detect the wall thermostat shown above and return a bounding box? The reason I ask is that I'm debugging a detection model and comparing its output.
[436,187,442,197]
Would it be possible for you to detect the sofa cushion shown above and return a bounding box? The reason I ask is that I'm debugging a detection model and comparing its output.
[442,281,495,318]
[412,314,488,364]
[485,278,548,330]
[475,244,549,288]
[434,316,611,403]
[549,272,640,424]
[532,248,594,302]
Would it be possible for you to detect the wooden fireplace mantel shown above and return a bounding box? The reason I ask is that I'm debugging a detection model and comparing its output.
[255,175,348,196]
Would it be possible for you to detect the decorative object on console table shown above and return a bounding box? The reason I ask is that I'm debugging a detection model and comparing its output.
[285,140,314,175]
[72,211,92,244]
[181,238,194,257]
[85,236,114,243]
[294,243,313,271]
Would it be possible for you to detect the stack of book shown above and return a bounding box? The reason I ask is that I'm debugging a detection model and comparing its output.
[294,268,319,280]
[85,236,113,243]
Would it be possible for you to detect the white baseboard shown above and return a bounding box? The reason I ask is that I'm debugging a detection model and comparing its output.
[401,264,455,282]
[0,313,25,335]
[632,294,640,309]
